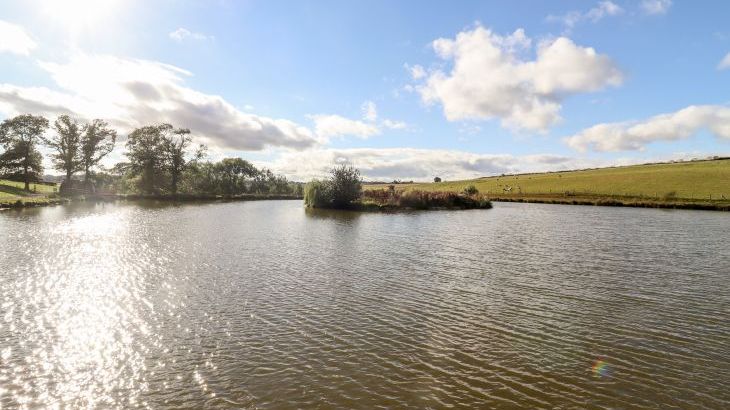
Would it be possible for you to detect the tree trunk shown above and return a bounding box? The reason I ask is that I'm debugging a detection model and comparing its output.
[24,164,29,191]
[171,171,178,195]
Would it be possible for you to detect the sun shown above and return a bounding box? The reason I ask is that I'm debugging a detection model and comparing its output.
[40,0,122,32]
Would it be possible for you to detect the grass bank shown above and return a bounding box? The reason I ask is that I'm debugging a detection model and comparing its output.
[365,159,730,211]
[0,179,67,209]
[1,179,302,209]
[98,193,303,202]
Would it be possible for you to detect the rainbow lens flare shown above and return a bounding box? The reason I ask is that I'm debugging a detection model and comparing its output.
[592,359,610,377]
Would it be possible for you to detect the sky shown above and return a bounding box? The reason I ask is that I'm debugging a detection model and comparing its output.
[1,0,729,181]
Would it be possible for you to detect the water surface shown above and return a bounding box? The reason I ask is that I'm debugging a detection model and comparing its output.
[1,201,728,408]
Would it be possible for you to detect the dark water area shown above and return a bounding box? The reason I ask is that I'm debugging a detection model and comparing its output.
[1,200,728,409]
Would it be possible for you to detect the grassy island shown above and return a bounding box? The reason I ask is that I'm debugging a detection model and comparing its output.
[304,165,492,211]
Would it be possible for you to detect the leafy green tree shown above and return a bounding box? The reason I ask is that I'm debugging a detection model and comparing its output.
[303,180,331,208]
[80,119,116,183]
[162,128,204,195]
[126,124,168,194]
[251,168,274,194]
[0,114,49,190]
[329,163,362,206]
[215,158,258,195]
[43,115,83,184]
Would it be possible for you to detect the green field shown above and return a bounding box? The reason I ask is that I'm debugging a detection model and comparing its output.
[0,179,60,207]
[365,159,730,208]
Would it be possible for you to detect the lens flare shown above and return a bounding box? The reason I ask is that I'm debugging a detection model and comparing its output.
[592,359,610,378]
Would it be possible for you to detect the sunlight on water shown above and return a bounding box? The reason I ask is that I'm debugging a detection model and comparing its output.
[1,209,164,408]
[1,201,729,409]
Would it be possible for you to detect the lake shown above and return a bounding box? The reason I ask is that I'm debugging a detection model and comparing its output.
[1,200,728,409]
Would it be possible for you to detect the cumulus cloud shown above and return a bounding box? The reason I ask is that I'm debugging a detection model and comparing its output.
[266,147,605,181]
[415,25,623,132]
[640,0,672,15]
[0,20,37,55]
[0,53,320,151]
[718,53,730,70]
[310,101,407,139]
[169,28,212,42]
[564,105,730,152]
[309,114,380,139]
[547,1,624,30]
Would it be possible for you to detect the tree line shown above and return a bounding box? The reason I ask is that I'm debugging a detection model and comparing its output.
[0,114,302,197]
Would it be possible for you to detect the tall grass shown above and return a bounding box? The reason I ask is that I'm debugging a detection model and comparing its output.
[362,189,491,210]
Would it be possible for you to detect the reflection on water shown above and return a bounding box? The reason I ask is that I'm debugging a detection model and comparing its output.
[1,201,729,408]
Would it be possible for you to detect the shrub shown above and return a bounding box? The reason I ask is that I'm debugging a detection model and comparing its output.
[362,188,492,210]
[463,185,479,196]
[398,190,428,209]
[329,164,362,207]
[362,188,392,202]
[303,180,332,208]
[434,177,442,183]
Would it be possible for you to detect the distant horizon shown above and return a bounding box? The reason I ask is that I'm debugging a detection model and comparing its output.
[1,0,730,181]
[33,154,729,185]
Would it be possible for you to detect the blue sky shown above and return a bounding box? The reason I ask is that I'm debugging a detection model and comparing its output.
[1,0,729,180]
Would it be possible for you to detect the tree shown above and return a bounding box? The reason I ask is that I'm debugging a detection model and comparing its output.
[215,158,258,195]
[329,163,361,207]
[251,168,274,194]
[0,114,49,191]
[126,124,168,194]
[434,176,442,183]
[303,180,331,208]
[43,115,83,184]
[162,128,201,195]
[80,119,116,183]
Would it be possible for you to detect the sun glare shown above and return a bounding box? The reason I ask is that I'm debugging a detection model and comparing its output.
[40,0,121,31]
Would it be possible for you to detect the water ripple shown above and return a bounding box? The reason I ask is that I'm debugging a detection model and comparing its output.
[1,201,729,408]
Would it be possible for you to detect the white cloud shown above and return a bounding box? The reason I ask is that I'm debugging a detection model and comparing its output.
[547,1,624,30]
[718,53,730,70]
[266,148,608,182]
[405,63,426,80]
[640,0,672,15]
[310,100,407,139]
[564,105,730,152]
[382,119,407,130]
[0,20,37,55]
[0,53,320,151]
[361,100,377,122]
[169,28,212,42]
[415,25,622,132]
[309,114,380,139]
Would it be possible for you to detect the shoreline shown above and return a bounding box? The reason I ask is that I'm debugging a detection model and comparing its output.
[3,193,729,212]
[484,194,730,211]
[0,193,303,210]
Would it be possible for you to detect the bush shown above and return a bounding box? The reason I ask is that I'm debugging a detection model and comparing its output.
[434,177,442,183]
[329,164,362,207]
[303,180,331,208]
[359,189,492,210]
[462,185,479,196]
